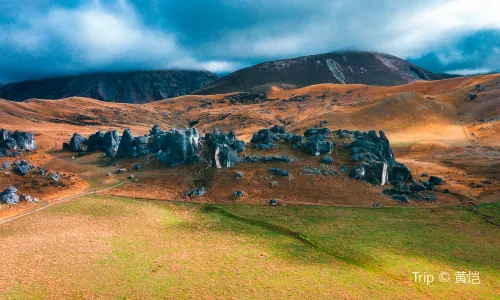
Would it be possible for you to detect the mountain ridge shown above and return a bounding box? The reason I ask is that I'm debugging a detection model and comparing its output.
[0,69,217,104]
[194,51,443,95]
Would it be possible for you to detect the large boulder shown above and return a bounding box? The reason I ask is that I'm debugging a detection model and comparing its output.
[70,133,87,152]
[150,125,163,135]
[1,186,20,204]
[348,130,409,185]
[0,129,8,142]
[154,128,201,166]
[204,129,244,168]
[85,131,105,152]
[4,137,17,150]
[116,128,135,158]
[12,131,37,150]
[13,160,35,176]
[102,130,120,156]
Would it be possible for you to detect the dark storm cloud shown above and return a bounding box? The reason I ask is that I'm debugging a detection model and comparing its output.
[0,0,499,83]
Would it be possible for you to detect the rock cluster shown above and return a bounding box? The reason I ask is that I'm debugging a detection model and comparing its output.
[343,130,410,185]
[13,160,36,176]
[0,129,37,157]
[250,125,293,149]
[204,129,245,168]
[250,125,335,156]
[152,128,201,166]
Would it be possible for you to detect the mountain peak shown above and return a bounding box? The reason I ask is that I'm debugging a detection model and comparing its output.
[194,51,441,95]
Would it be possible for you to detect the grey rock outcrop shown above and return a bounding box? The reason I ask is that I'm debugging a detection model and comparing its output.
[204,129,244,168]
[0,129,37,157]
[116,129,135,158]
[70,133,87,152]
[155,128,201,166]
[1,186,20,204]
[13,160,35,176]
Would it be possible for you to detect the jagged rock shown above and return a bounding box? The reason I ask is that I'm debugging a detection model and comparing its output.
[234,171,244,179]
[269,199,279,206]
[116,168,127,174]
[13,160,35,176]
[205,129,243,168]
[250,126,293,148]
[133,163,142,170]
[422,181,436,191]
[62,142,71,150]
[1,186,20,204]
[269,181,277,187]
[70,133,87,152]
[11,131,37,150]
[390,163,413,182]
[234,190,244,198]
[321,156,333,164]
[0,129,8,142]
[116,128,135,158]
[150,125,163,135]
[102,130,121,156]
[154,128,201,166]
[269,168,289,177]
[185,187,205,197]
[4,137,17,150]
[303,140,334,156]
[84,131,105,152]
[304,128,331,137]
[429,176,443,185]
[421,172,429,177]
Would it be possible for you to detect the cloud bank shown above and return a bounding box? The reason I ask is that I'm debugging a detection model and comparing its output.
[0,0,499,82]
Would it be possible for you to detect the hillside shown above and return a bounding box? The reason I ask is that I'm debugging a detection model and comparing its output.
[0,70,217,104]
[194,51,443,95]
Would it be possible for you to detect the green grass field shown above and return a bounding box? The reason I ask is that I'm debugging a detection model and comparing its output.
[1,196,499,299]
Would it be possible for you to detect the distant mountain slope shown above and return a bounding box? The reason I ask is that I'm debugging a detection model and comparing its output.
[0,70,217,104]
[194,51,442,95]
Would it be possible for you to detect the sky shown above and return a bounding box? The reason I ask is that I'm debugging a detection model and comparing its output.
[0,0,499,83]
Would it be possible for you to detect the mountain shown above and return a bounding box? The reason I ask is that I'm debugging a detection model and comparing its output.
[0,70,217,104]
[194,51,442,95]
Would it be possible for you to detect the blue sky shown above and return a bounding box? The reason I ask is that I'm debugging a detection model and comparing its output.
[0,0,499,82]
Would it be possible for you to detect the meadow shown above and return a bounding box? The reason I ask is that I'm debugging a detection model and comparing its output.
[1,195,498,299]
